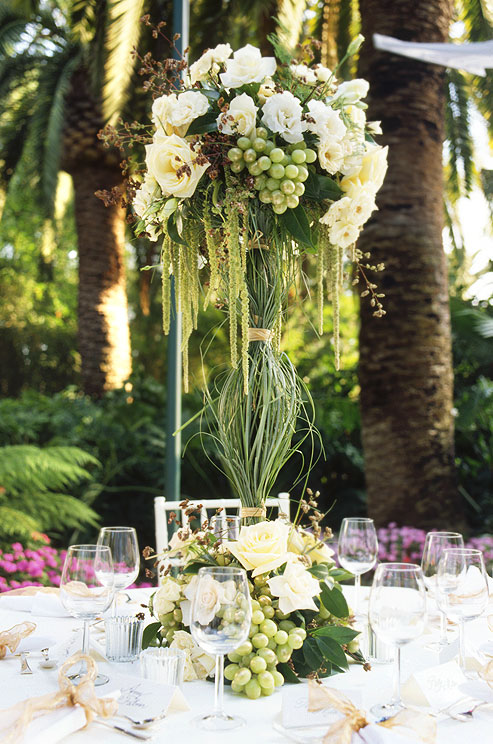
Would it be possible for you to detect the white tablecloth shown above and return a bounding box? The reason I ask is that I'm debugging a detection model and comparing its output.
[2,587,493,743]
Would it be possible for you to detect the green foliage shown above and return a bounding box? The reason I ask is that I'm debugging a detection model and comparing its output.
[445,68,474,203]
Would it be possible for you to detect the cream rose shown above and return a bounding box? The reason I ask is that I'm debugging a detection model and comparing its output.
[220,44,276,88]
[314,64,332,83]
[217,93,258,137]
[345,185,377,227]
[192,573,224,625]
[145,134,209,198]
[133,174,160,219]
[305,100,346,141]
[290,63,317,85]
[258,78,276,104]
[267,561,320,614]
[152,91,209,137]
[170,630,215,681]
[226,520,290,577]
[261,91,306,144]
[333,78,369,104]
[189,43,233,84]
[328,221,360,249]
[318,137,345,174]
[152,577,182,618]
[340,143,388,193]
[301,532,336,565]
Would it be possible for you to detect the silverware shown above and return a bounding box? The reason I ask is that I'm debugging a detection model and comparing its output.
[39,648,57,669]
[122,713,167,729]
[16,652,33,674]
[94,719,153,740]
[437,697,492,722]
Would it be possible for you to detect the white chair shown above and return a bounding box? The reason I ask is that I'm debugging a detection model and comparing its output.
[154,493,290,558]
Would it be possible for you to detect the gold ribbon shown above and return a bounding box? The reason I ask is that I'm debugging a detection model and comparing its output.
[308,680,436,744]
[0,653,118,743]
[240,507,267,518]
[247,328,273,342]
[0,622,36,659]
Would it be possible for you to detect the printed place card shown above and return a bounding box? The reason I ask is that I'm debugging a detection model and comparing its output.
[401,660,467,709]
[281,683,363,729]
[102,673,189,720]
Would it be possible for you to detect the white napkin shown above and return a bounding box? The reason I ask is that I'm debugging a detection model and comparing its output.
[23,707,87,744]
[359,724,422,744]
[0,593,69,617]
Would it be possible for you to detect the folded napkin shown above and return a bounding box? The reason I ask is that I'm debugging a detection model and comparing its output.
[19,706,87,744]
[0,589,69,618]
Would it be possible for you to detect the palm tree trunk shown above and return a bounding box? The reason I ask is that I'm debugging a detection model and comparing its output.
[357,0,463,528]
[72,165,132,397]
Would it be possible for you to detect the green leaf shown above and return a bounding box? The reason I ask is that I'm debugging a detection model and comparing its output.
[302,637,321,671]
[320,585,349,618]
[142,621,161,650]
[279,204,314,248]
[167,213,187,246]
[186,112,217,135]
[328,568,354,583]
[315,636,348,670]
[304,170,343,201]
[308,564,329,580]
[312,625,359,645]
[277,662,301,684]
[196,88,220,100]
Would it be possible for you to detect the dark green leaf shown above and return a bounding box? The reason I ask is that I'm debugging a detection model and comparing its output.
[302,637,321,671]
[304,170,343,201]
[312,625,359,645]
[279,204,314,248]
[198,89,220,100]
[167,213,187,246]
[142,621,161,650]
[315,636,348,669]
[329,568,354,583]
[186,112,217,135]
[308,564,329,580]
[277,662,301,684]
[320,585,349,618]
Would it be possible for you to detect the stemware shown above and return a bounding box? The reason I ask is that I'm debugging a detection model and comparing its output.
[421,531,464,647]
[190,566,251,730]
[210,514,241,541]
[60,544,114,685]
[437,548,489,675]
[338,517,378,617]
[97,526,140,615]
[369,562,427,718]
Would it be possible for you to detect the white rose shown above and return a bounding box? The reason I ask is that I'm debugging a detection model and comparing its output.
[261,91,306,144]
[345,104,366,131]
[153,91,209,137]
[210,43,233,64]
[367,120,383,135]
[170,630,215,681]
[217,93,258,137]
[226,519,290,577]
[345,184,377,226]
[319,196,352,226]
[145,134,209,198]
[192,573,224,625]
[318,137,345,174]
[189,43,232,84]
[290,63,317,85]
[314,64,332,83]
[301,532,336,565]
[267,561,320,614]
[179,574,198,626]
[258,78,276,104]
[328,220,360,249]
[133,174,160,219]
[305,100,346,141]
[340,143,388,193]
[220,44,276,88]
[333,78,369,104]
[152,577,182,618]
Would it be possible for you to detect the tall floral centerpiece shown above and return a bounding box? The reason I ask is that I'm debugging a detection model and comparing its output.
[102,30,388,524]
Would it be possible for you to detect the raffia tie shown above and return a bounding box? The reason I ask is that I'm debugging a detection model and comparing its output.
[307,680,436,744]
[0,622,36,659]
[247,328,273,342]
[240,507,266,518]
[0,653,118,744]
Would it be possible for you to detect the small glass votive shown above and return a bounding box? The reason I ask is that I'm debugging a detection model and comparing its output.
[366,622,394,664]
[140,647,186,686]
[210,514,241,541]
[105,616,144,662]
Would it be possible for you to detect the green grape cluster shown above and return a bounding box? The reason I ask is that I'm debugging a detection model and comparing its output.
[158,606,183,645]
[224,577,307,699]
[227,128,317,215]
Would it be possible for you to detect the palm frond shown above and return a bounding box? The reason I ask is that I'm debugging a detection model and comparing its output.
[277,0,307,52]
[0,16,27,56]
[445,68,474,202]
[475,314,493,337]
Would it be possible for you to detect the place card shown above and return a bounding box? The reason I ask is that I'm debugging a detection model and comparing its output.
[281,683,363,729]
[401,660,467,709]
[102,672,189,720]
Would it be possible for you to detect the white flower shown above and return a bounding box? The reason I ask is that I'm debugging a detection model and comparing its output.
[152,577,182,618]
[258,78,276,104]
[220,44,276,89]
[267,562,320,614]
[290,63,317,85]
[314,64,332,83]
[192,573,224,625]
[328,221,360,249]
[179,574,198,626]
[152,91,209,137]
[170,630,215,681]
[189,43,233,84]
[226,520,290,577]
[217,93,258,137]
[261,91,306,144]
[340,143,388,194]
[145,133,209,198]
[345,104,366,132]
[318,137,345,174]
[305,100,346,140]
[333,78,369,104]
[287,528,336,565]
[319,197,352,227]
[345,184,377,227]
[133,174,160,219]
[367,120,383,135]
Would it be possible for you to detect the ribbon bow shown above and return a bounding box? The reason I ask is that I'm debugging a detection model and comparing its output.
[0,622,36,659]
[308,680,436,744]
[0,653,118,744]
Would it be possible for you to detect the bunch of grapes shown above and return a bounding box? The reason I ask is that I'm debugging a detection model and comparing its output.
[227,128,317,215]
[157,606,183,645]
[224,575,306,698]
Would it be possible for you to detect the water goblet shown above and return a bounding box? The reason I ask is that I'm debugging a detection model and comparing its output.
[369,562,427,718]
[437,547,489,675]
[190,566,251,730]
[97,526,140,615]
[60,544,114,685]
[421,531,463,647]
[338,517,378,617]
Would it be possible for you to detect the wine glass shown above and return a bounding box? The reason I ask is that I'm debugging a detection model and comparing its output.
[60,544,114,686]
[437,548,489,675]
[369,563,427,718]
[190,566,251,730]
[210,514,241,541]
[338,517,378,617]
[97,526,140,615]
[421,531,463,647]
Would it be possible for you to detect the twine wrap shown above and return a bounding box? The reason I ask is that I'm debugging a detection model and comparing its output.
[240,507,267,518]
[247,328,273,342]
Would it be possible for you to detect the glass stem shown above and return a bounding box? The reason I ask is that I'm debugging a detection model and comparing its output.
[354,574,361,617]
[111,591,119,617]
[439,611,448,645]
[391,646,401,705]
[213,654,224,715]
[459,619,466,672]
[80,619,90,677]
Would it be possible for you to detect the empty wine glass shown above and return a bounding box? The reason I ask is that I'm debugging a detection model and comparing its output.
[97,527,139,615]
[338,517,378,617]
[190,566,251,730]
[421,531,463,647]
[60,544,114,685]
[437,548,489,675]
[369,563,427,718]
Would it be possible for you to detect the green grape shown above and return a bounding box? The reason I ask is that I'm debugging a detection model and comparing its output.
[228,650,242,663]
[245,679,262,699]
[251,599,261,613]
[261,686,275,696]
[270,148,284,163]
[292,140,306,149]
[256,127,268,139]
[252,137,266,152]
[228,147,243,162]
[223,607,235,623]
[268,163,285,180]
[266,178,280,191]
[224,663,240,681]
[263,140,275,154]
[281,154,291,166]
[252,632,269,649]
[244,148,257,164]
[291,149,306,164]
[291,627,307,641]
[254,576,267,587]
[271,190,285,206]
[258,671,275,691]
[254,175,268,191]
[272,203,287,214]
[286,194,299,209]
[285,164,299,180]
[279,620,295,632]
[257,647,277,665]
[263,606,275,619]
[251,609,265,625]
[230,161,245,173]
[276,643,292,663]
[234,668,252,686]
[258,595,272,607]
[259,189,272,203]
[258,156,272,171]
[248,162,263,176]
[249,624,259,637]
[231,678,245,693]
[267,637,277,650]
[294,182,305,196]
[250,655,267,674]
[281,179,295,195]
[259,619,277,638]
[296,165,309,182]
[272,671,284,687]
[288,633,303,649]
[236,640,253,657]
[276,610,289,620]
[165,629,174,644]
[237,136,251,150]
[274,629,289,645]
[241,652,255,667]
[304,148,317,163]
